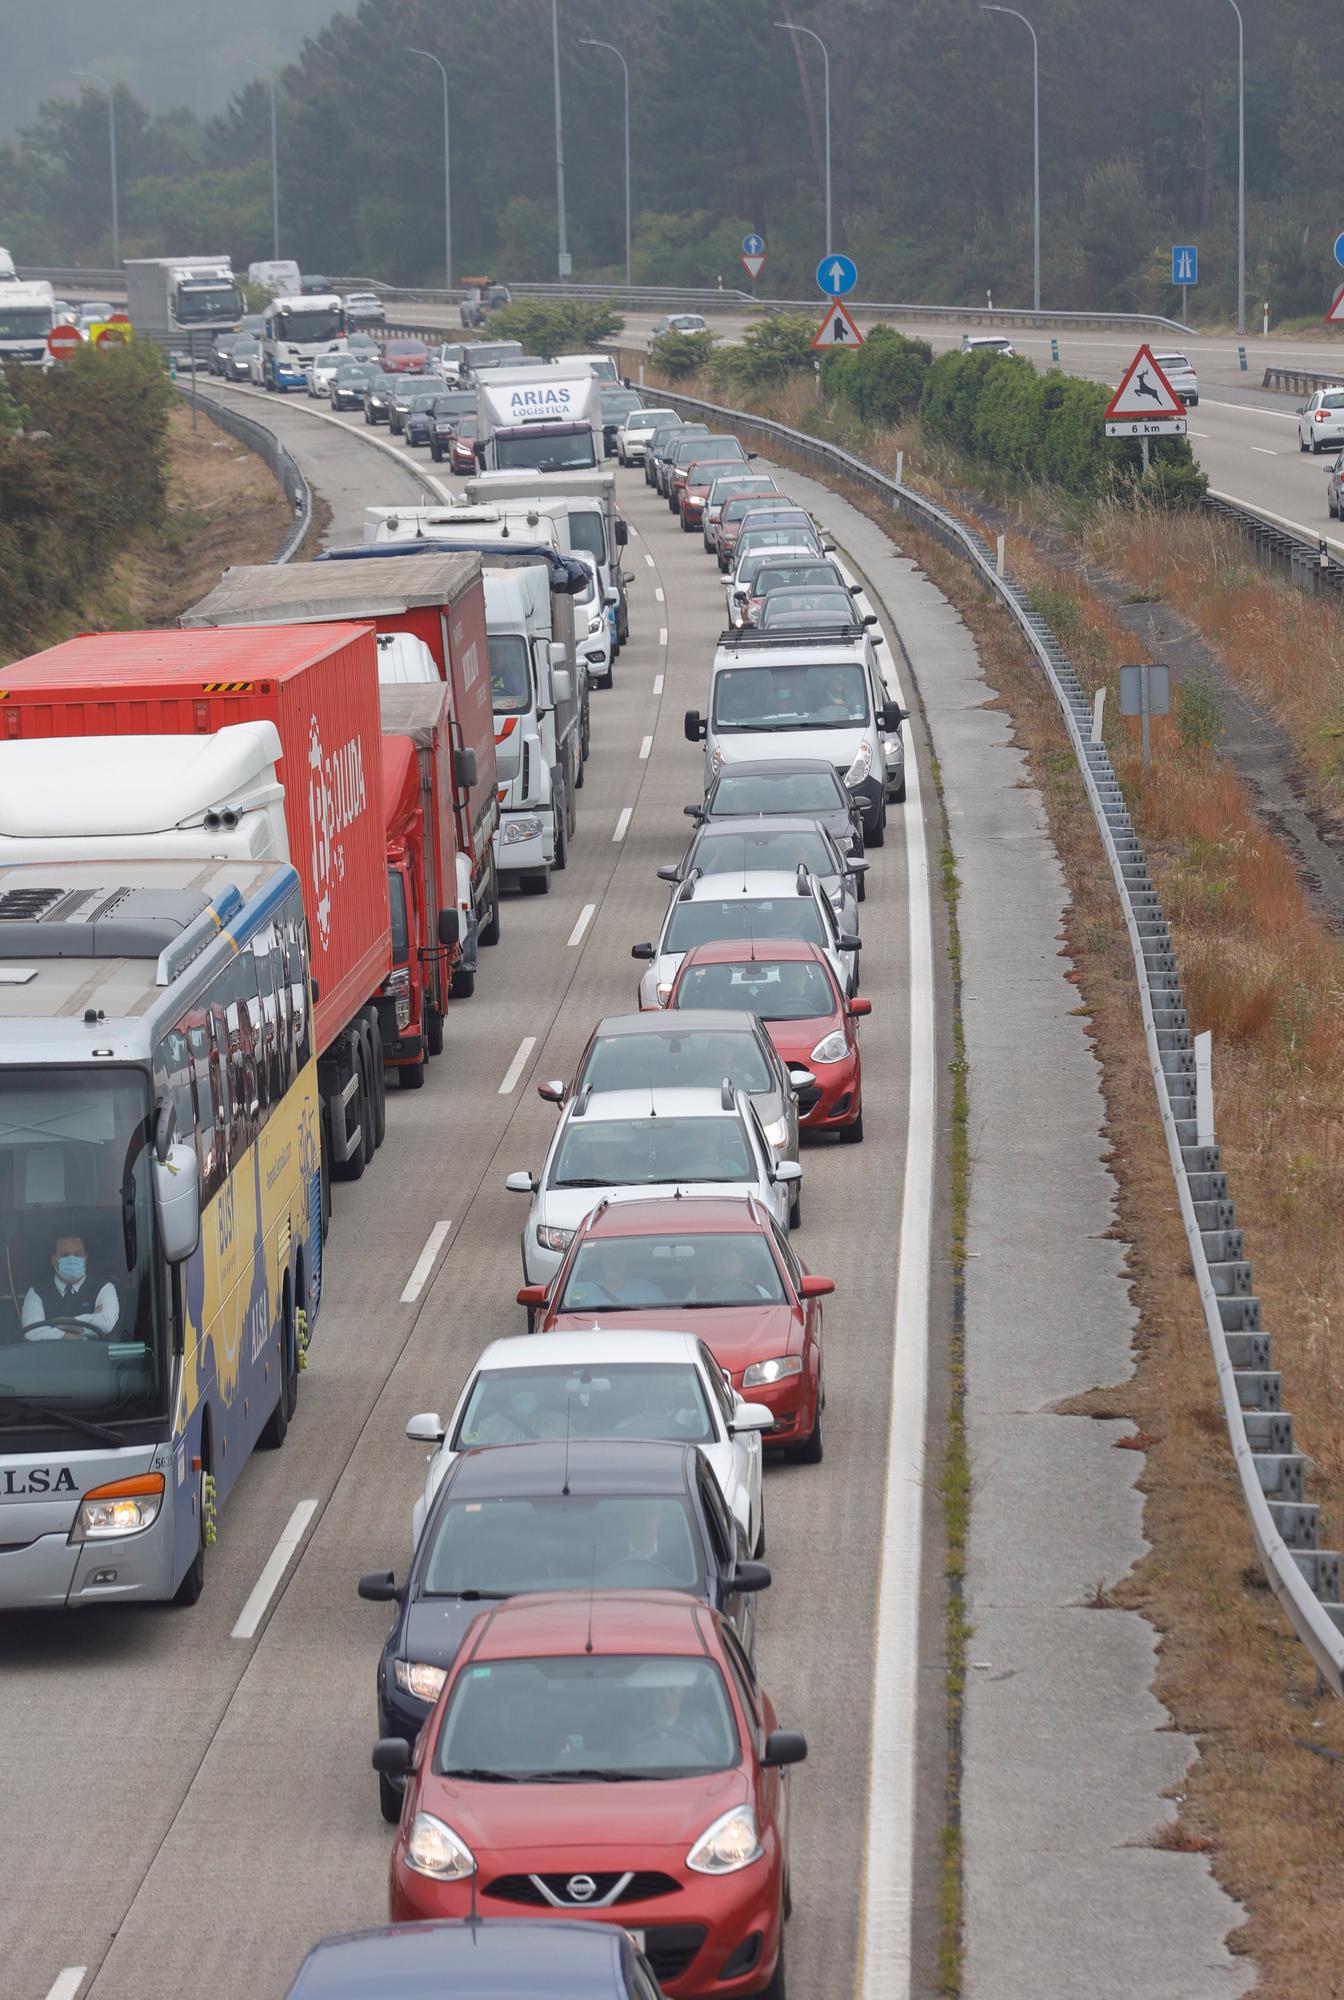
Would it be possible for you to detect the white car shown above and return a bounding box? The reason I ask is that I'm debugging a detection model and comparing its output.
[959,333,1015,358]
[1151,350,1199,407]
[1299,387,1344,453]
[344,290,386,326]
[403,1330,771,1555]
[654,313,708,336]
[306,349,348,397]
[616,406,680,465]
[505,1083,801,1288]
[571,548,614,690]
[632,867,861,1011]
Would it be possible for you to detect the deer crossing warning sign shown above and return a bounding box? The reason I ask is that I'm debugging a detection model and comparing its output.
[1103,345,1187,437]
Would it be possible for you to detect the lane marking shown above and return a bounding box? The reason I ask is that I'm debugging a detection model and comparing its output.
[1249,445,1277,456]
[231,1500,319,1642]
[1187,429,1209,438]
[400,1220,452,1303]
[567,902,596,947]
[653,674,665,694]
[45,1974,86,2000]
[644,552,656,568]
[613,807,633,843]
[639,735,653,759]
[659,626,668,647]
[654,586,665,604]
[498,1036,537,1095]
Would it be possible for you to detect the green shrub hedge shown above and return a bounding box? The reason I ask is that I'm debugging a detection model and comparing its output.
[650,327,717,379]
[710,314,818,393]
[822,326,932,424]
[491,297,624,357]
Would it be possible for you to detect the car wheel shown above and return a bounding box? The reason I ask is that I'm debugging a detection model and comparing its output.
[866,802,886,848]
[553,806,567,872]
[793,1405,824,1465]
[753,1506,766,1560]
[839,1105,864,1145]
[761,1931,787,2000]
[431,444,442,461]
[856,870,866,903]
[379,1771,403,1825]
[890,772,907,804]
[789,1179,802,1230]
[520,869,551,896]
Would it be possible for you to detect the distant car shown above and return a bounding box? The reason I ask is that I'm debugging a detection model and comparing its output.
[380,336,430,375]
[209,332,242,377]
[225,335,260,382]
[448,413,479,474]
[255,346,306,392]
[648,422,709,492]
[756,586,868,634]
[666,810,865,927]
[407,392,462,449]
[617,406,680,466]
[306,349,348,397]
[390,384,439,436]
[343,290,386,326]
[703,475,779,555]
[679,460,756,535]
[430,340,468,381]
[283,1919,668,2000]
[1328,451,1344,519]
[669,435,750,513]
[74,301,114,339]
[330,360,379,409]
[1299,386,1344,453]
[346,330,380,360]
[654,312,709,335]
[693,757,866,857]
[1151,350,1199,407]
[427,391,476,460]
[631,866,859,1012]
[717,498,813,574]
[960,333,1015,357]
[459,279,511,328]
[363,373,398,424]
[600,387,644,458]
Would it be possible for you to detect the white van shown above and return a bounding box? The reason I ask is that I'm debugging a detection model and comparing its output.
[563,350,620,383]
[0,247,17,284]
[247,259,302,297]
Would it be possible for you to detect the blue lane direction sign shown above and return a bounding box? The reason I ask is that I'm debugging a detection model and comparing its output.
[1334,232,1344,272]
[816,253,857,298]
[743,233,765,258]
[1171,244,1198,287]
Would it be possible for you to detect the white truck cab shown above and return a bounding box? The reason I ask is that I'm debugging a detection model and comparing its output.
[262,293,346,389]
[0,280,55,365]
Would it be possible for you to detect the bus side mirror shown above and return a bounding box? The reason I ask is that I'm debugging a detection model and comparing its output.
[154,1142,201,1264]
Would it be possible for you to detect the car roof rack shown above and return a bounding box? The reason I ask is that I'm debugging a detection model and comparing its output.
[715,627,868,650]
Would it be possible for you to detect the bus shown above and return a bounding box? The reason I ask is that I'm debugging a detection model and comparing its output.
[0,856,323,1609]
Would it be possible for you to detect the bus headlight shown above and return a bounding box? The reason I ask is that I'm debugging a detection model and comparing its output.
[71,1473,165,1542]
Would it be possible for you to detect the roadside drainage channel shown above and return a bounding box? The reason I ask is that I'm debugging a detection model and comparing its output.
[657,385,1344,1695]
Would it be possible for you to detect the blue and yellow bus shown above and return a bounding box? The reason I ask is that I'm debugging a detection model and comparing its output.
[0,856,322,1608]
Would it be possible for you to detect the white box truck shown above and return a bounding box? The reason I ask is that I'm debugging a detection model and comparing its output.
[123,257,242,342]
[466,469,631,650]
[474,362,603,473]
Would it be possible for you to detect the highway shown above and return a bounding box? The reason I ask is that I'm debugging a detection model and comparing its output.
[5,391,949,1999]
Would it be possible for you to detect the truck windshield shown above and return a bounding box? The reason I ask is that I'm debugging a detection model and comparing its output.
[489,634,531,715]
[494,431,598,472]
[0,1068,166,1428]
[0,306,52,339]
[564,510,607,567]
[712,662,870,731]
[388,869,410,959]
[177,282,241,324]
[275,307,343,343]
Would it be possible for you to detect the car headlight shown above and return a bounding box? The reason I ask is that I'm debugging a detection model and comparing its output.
[686,1804,762,1875]
[536,1223,574,1254]
[709,746,723,776]
[810,1029,848,1065]
[70,1472,164,1542]
[844,741,874,787]
[502,815,544,844]
[394,1659,448,1703]
[742,1355,804,1388]
[762,1114,789,1150]
[882,736,904,764]
[655,981,673,1004]
[406,1811,476,1882]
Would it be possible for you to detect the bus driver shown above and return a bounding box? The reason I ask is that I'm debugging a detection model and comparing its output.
[22,1234,121,1342]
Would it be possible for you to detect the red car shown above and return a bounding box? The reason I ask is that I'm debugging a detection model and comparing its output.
[667,940,868,1142]
[377,1591,806,1998]
[380,337,430,375]
[678,460,747,533]
[521,1192,830,1458]
[448,415,479,475]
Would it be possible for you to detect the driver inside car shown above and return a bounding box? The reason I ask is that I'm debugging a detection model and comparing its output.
[22,1233,120,1342]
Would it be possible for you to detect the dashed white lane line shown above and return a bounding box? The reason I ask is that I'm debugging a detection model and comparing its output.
[567,902,596,947]
[653,674,665,695]
[644,552,656,567]
[658,627,668,647]
[639,735,653,760]
[613,807,633,843]
[498,1036,537,1095]
[45,1973,86,2000]
[400,1220,452,1303]
[655,587,665,604]
[231,1500,319,1642]
[1249,445,1277,456]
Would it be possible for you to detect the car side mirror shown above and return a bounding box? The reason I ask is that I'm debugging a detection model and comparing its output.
[731,1560,772,1593]
[730,1400,773,1434]
[823,543,837,554]
[838,933,861,952]
[517,1283,548,1308]
[871,633,885,646]
[631,941,656,961]
[684,710,706,743]
[656,863,680,882]
[788,1066,815,1090]
[773,1159,803,1185]
[799,1274,835,1299]
[536,1079,566,1104]
[746,450,758,460]
[849,996,872,1018]
[358,1569,402,1603]
[372,1736,413,1775]
[881,703,909,732]
[504,1170,536,1193]
[848,583,863,596]
[437,908,460,948]
[863,613,878,626]
[684,803,705,820]
[404,1411,446,1444]
[761,1728,808,1769]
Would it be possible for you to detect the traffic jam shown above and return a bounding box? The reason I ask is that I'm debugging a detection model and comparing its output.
[0,333,910,2000]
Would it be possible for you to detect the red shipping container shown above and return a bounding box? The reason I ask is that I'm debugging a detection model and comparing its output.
[0,624,391,1060]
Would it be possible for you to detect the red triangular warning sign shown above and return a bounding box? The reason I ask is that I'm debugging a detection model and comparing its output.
[813,300,863,350]
[1325,285,1344,327]
[1104,345,1184,421]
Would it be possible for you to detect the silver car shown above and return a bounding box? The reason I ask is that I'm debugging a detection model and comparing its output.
[662,811,867,926]
[505,1083,801,1288]
[1152,350,1199,407]
[616,406,680,465]
[1299,387,1344,453]
[632,865,861,1011]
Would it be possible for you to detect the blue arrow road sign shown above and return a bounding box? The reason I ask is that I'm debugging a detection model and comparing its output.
[742,233,765,258]
[1171,244,1198,287]
[816,253,857,298]
[1334,232,1344,271]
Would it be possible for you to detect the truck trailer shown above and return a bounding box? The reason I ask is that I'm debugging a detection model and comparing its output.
[379,681,463,1077]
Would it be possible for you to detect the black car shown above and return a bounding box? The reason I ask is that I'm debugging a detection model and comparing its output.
[329,360,378,410]
[427,390,476,460]
[390,382,436,436]
[651,424,710,496]
[642,419,686,486]
[285,1919,666,2000]
[692,756,866,857]
[362,373,398,424]
[224,335,259,382]
[209,332,241,377]
[358,1438,769,1819]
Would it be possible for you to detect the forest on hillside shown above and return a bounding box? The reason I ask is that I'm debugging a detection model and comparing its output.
[2,0,1338,321]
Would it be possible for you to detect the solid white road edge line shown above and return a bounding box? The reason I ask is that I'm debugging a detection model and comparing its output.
[639,735,653,760]
[45,1972,87,2000]
[400,1220,452,1303]
[858,608,936,2000]
[230,1500,319,1642]
[653,675,665,695]
[567,903,596,947]
[498,1036,537,1095]
[613,807,633,843]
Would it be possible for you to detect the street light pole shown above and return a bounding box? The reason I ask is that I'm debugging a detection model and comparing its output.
[1226,0,1245,337]
[580,38,631,290]
[551,0,569,280]
[774,22,831,254]
[245,64,281,260]
[406,49,452,291]
[980,6,1039,312]
[73,72,119,268]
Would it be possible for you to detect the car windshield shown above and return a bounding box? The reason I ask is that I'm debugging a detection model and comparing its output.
[386,343,427,359]
[736,540,820,576]
[0,1068,167,1428]
[562,1232,786,1311]
[735,512,813,539]
[710,480,774,506]
[675,957,838,1021]
[687,462,741,490]
[338,364,375,381]
[758,591,857,629]
[453,1364,714,1451]
[712,662,868,731]
[434,1653,739,1781]
[695,827,834,878]
[388,869,409,958]
[634,409,677,428]
[1155,354,1190,371]
[233,338,259,355]
[494,431,598,472]
[551,1114,753,1189]
[710,769,847,815]
[754,564,844,598]
[423,1493,704,1598]
[434,395,473,416]
[663,897,826,955]
[580,1028,772,1095]
[489,634,530,715]
[454,416,478,438]
[0,307,53,338]
[602,393,641,416]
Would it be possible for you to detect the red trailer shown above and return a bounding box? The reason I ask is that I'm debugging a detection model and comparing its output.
[379,682,463,1085]
[183,553,500,980]
[0,623,393,1183]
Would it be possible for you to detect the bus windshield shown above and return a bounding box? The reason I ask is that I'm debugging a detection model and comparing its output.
[0,1068,166,1428]
[275,306,343,344]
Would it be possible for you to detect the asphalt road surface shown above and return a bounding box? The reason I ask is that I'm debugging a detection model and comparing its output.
[6,394,950,2000]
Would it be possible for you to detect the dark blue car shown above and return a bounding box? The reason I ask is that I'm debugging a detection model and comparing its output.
[284,1917,667,1998]
[358,1438,770,1820]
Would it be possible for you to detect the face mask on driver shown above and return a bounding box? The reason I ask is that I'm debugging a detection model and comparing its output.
[57,1254,87,1285]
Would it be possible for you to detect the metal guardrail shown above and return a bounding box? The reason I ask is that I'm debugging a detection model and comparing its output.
[174,382,311,564]
[1263,365,1344,397]
[654,383,1344,1693]
[1203,490,1344,596]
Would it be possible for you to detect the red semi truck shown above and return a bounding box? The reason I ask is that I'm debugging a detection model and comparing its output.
[183,553,500,990]
[0,623,394,1185]
[379,682,463,1087]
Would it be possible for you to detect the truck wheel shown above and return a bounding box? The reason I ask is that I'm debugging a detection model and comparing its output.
[450,965,476,1000]
[425,1002,445,1054]
[479,864,501,946]
[553,807,568,872]
[399,1056,426,1089]
[363,1012,387,1148]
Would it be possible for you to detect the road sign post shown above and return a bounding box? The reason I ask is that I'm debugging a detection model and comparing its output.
[740,234,767,296]
[1119,662,1170,769]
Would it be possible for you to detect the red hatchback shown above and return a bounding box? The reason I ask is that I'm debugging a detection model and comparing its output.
[380,337,430,374]
[678,460,747,533]
[667,941,868,1142]
[377,1591,807,1998]
[523,1193,830,1458]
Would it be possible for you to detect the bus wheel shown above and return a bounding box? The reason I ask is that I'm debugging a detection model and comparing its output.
[175,1466,208,1605]
[260,1283,296,1448]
